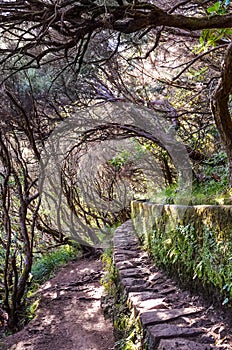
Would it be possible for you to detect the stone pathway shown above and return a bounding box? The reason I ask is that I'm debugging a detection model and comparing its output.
[113,220,232,350]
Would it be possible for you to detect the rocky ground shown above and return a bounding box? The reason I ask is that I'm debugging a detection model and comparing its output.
[1,258,115,350]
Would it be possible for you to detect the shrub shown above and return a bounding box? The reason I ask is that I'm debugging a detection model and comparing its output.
[31,244,80,284]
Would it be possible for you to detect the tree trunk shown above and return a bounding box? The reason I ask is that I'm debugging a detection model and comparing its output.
[211,40,232,187]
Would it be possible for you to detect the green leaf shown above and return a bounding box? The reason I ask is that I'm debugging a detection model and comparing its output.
[199,36,204,45]
[207,2,221,13]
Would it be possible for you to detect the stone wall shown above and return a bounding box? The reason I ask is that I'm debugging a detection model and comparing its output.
[113,220,228,349]
[131,201,232,248]
[131,200,232,306]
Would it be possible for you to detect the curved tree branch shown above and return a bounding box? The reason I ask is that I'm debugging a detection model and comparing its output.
[0,1,231,61]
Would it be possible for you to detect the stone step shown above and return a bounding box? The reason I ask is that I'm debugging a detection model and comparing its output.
[148,324,204,345]
[141,307,204,326]
[157,338,217,350]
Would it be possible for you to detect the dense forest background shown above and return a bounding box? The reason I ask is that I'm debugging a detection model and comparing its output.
[0,0,232,330]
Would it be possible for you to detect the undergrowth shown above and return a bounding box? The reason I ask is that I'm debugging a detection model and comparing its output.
[101,249,146,350]
[25,243,80,323]
[153,150,231,205]
[150,224,232,306]
[154,180,231,206]
[31,244,79,285]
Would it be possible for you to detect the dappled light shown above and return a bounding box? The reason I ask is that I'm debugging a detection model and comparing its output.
[3,260,114,350]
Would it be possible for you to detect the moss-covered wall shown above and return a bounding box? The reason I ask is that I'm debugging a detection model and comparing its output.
[131,201,232,305]
[132,201,232,245]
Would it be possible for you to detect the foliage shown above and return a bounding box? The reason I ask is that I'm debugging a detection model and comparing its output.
[110,150,131,170]
[101,249,146,350]
[152,149,230,205]
[152,185,178,204]
[199,27,232,49]
[150,223,232,306]
[101,248,118,297]
[31,244,80,285]
[191,152,230,204]
[26,298,40,322]
[114,310,144,350]
[207,1,231,15]
[22,244,80,325]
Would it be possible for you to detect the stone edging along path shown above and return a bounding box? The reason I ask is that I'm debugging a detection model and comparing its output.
[113,220,232,350]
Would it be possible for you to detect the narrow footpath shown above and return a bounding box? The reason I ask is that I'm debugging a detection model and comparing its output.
[2,258,114,350]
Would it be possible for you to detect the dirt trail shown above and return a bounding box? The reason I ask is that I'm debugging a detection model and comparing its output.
[2,258,115,350]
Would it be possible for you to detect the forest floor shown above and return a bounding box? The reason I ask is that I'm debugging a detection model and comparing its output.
[1,257,115,350]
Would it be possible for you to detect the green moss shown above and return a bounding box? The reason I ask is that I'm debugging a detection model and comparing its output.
[150,223,232,306]
[26,298,40,321]
[101,250,147,350]
[101,248,118,297]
